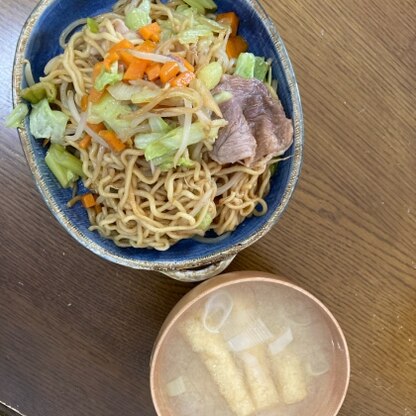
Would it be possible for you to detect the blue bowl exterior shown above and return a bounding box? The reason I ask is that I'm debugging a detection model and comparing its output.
[13,0,303,271]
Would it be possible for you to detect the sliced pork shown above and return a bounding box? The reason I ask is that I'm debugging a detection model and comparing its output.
[210,75,294,167]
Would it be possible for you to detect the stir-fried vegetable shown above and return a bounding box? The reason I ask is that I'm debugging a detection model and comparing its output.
[178,26,212,44]
[197,62,223,90]
[109,39,134,54]
[146,62,162,81]
[214,91,233,104]
[20,81,57,104]
[80,95,89,112]
[5,103,29,128]
[182,0,217,14]
[45,144,83,188]
[125,0,151,30]
[98,130,126,152]
[78,134,92,150]
[139,22,161,42]
[160,62,180,83]
[107,82,141,100]
[29,99,69,144]
[94,64,123,91]
[81,193,96,208]
[144,121,223,161]
[216,12,239,36]
[198,212,213,230]
[234,53,271,82]
[155,153,194,171]
[171,71,195,87]
[226,36,248,59]
[234,52,256,78]
[134,132,165,149]
[86,17,99,33]
[254,57,270,82]
[131,87,160,104]
[123,59,148,81]
[149,116,171,133]
[89,93,131,124]
[88,93,134,139]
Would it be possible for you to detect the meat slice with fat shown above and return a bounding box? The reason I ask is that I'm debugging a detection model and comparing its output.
[210,75,293,167]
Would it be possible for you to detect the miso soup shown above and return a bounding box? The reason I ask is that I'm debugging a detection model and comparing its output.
[152,281,347,416]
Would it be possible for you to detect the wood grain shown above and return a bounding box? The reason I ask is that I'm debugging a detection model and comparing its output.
[0,1,415,416]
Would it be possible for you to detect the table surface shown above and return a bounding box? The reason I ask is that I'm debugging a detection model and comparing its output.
[1,1,415,415]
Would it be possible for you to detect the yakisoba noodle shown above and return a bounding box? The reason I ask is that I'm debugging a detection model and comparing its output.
[35,0,278,251]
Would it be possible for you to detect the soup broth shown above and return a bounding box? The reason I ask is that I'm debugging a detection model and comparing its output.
[154,282,340,416]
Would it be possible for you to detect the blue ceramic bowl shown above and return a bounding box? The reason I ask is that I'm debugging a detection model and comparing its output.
[13,0,303,280]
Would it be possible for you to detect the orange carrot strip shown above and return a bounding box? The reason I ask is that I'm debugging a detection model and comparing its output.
[119,50,137,67]
[135,40,157,53]
[160,61,180,83]
[87,122,106,134]
[170,71,196,87]
[226,35,248,58]
[89,87,104,103]
[173,55,195,72]
[183,60,194,73]
[145,62,162,81]
[113,40,155,67]
[88,62,106,103]
[103,51,119,71]
[138,22,161,42]
[78,134,92,150]
[109,39,134,55]
[217,12,239,36]
[98,130,126,152]
[81,193,96,209]
[94,204,102,215]
[80,95,89,112]
[92,62,104,80]
[123,59,149,81]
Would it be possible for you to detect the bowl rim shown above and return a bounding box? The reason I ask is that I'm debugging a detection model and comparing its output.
[150,271,350,416]
[12,0,304,272]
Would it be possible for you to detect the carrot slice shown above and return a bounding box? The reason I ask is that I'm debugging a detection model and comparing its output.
[170,71,196,87]
[119,41,156,70]
[92,62,104,80]
[89,87,104,103]
[217,12,239,36]
[135,40,157,53]
[81,193,96,209]
[138,22,161,42]
[146,62,162,81]
[87,122,106,134]
[78,134,92,150]
[103,51,119,71]
[119,50,136,67]
[80,95,89,112]
[160,62,180,83]
[88,62,106,103]
[109,39,134,55]
[226,35,248,58]
[98,130,126,152]
[173,55,195,72]
[124,59,149,81]
[94,204,102,215]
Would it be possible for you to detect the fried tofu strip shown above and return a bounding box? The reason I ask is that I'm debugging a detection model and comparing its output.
[222,290,280,411]
[271,350,308,404]
[239,347,280,410]
[182,316,255,416]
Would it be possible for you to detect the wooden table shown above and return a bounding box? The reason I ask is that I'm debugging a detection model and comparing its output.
[1,1,415,415]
